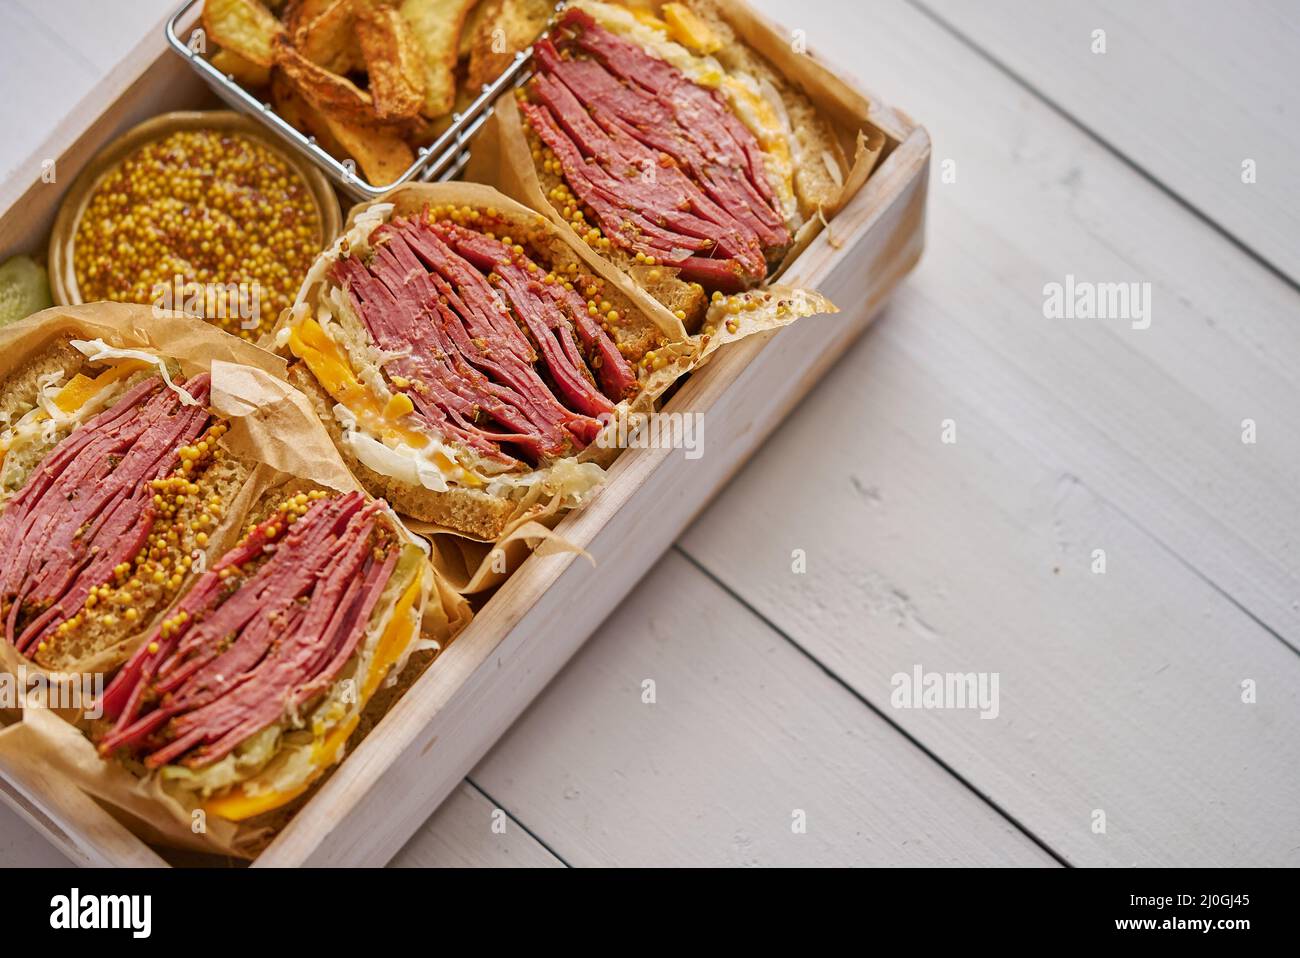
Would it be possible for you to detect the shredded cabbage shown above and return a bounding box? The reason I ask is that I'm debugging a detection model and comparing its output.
[70,339,198,406]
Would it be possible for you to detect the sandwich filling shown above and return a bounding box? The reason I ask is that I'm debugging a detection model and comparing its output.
[519,4,793,291]
[97,489,424,818]
[287,203,657,498]
[0,369,231,670]
[332,214,635,463]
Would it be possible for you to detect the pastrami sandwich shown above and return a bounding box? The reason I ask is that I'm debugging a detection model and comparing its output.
[93,487,433,824]
[276,183,687,541]
[497,0,848,324]
[0,339,253,673]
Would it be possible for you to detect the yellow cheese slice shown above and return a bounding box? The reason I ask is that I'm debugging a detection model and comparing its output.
[201,714,361,822]
[289,318,480,486]
[1,358,148,468]
[53,359,148,413]
[361,570,422,703]
[661,3,721,54]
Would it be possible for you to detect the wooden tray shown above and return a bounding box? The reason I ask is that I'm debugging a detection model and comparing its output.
[0,4,929,867]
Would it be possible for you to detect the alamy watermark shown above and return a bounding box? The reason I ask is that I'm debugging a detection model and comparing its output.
[596,411,704,460]
[152,274,262,330]
[49,888,150,938]
[1043,274,1151,330]
[890,664,1000,720]
[0,665,104,720]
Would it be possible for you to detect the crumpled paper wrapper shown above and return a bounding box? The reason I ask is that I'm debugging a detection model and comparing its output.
[1,706,247,856]
[466,0,885,293]
[0,303,471,858]
[412,514,591,596]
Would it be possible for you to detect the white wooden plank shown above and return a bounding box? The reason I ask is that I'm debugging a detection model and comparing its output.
[0,798,69,867]
[15,0,176,73]
[471,552,1057,867]
[391,782,564,868]
[681,309,1300,866]
[0,5,99,184]
[677,0,1300,865]
[763,0,1300,644]
[917,0,1300,285]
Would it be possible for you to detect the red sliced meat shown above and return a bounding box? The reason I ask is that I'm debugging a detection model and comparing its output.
[520,8,792,290]
[562,12,787,239]
[533,46,781,253]
[326,213,635,465]
[431,223,615,422]
[98,490,401,770]
[0,373,213,657]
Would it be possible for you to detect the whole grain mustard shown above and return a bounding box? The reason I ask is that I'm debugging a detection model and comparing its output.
[73,130,321,339]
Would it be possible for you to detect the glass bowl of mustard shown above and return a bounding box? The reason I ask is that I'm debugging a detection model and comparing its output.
[49,111,342,340]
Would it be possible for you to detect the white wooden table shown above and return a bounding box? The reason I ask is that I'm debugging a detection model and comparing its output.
[2,0,1297,867]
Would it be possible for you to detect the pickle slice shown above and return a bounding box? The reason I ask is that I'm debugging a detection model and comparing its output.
[0,255,53,327]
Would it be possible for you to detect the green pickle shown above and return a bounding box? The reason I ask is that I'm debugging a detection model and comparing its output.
[0,255,53,327]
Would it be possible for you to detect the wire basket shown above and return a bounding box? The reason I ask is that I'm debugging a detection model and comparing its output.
[165,0,541,201]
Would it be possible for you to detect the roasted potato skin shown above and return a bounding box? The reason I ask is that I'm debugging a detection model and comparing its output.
[466,0,551,91]
[399,0,480,117]
[356,4,427,121]
[293,0,365,74]
[203,0,285,67]
[320,114,416,185]
[208,0,554,183]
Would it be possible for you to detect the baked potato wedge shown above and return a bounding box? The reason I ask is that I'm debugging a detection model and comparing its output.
[274,33,380,125]
[270,67,348,156]
[210,47,272,87]
[465,0,551,91]
[203,0,285,67]
[399,0,478,116]
[321,115,416,184]
[357,4,426,121]
[294,0,364,74]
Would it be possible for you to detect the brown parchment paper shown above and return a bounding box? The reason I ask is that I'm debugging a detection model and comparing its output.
[0,706,247,855]
[0,302,287,381]
[414,515,593,595]
[465,0,886,291]
[0,303,471,857]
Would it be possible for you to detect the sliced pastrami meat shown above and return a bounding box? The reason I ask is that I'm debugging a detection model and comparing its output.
[326,213,637,464]
[98,491,399,769]
[520,8,791,290]
[0,374,213,657]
